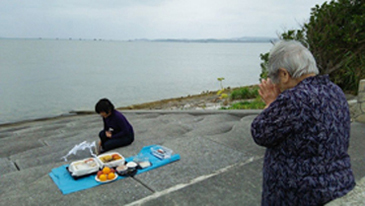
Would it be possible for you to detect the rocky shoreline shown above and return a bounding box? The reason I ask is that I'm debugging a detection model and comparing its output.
[0,87,236,127]
[72,87,242,114]
[118,90,225,110]
[113,88,361,122]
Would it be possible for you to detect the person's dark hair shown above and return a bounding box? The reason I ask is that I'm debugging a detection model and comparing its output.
[95,98,115,114]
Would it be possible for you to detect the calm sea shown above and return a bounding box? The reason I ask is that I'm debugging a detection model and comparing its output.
[0,39,272,125]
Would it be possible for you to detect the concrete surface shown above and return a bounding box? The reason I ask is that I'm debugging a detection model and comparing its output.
[0,110,364,206]
[353,79,365,123]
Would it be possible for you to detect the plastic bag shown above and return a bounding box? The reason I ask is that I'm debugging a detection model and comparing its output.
[61,141,97,161]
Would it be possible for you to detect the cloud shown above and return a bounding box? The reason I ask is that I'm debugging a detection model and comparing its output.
[0,0,327,40]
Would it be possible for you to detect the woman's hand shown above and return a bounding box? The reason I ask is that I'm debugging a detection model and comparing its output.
[259,78,281,108]
[105,131,112,138]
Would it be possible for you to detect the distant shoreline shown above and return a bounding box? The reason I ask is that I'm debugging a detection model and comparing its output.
[0,37,278,43]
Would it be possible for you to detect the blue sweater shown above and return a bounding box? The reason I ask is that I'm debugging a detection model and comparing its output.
[103,110,134,139]
[251,75,355,206]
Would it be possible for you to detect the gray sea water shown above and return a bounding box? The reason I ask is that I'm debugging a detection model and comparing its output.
[0,39,272,125]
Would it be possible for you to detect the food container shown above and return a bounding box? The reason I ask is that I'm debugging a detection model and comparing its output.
[138,161,151,169]
[116,165,128,175]
[97,152,125,168]
[150,145,173,159]
[133,154,152,169]
[126,161,138,170]
[121,161,138,177]
[68,158,100,177]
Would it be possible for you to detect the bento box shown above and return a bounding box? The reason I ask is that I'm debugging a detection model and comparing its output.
[97,152,125,168]
[68,158,100,178]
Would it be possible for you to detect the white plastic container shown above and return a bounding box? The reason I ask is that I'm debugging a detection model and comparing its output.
[150,145,173,159]
[133,153,151,169]
[68,158,100,177]
[97,152,125,168]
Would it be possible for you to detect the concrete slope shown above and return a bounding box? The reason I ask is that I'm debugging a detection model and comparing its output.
[0,110,363,206]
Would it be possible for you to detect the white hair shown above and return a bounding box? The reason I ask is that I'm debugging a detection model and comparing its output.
[268,40,319,84]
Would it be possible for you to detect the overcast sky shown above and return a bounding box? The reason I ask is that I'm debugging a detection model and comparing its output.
[0,0,328,40]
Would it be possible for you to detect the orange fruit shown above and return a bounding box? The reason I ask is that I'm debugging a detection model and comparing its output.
[102,167,111,174]
[99,174,107,181]
[107,172,116,180]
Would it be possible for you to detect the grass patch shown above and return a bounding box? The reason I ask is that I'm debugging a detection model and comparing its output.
[220,85,266,110]
[222,97,265,110]
[230,85,259,100]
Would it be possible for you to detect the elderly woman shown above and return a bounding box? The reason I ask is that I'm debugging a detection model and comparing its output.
[251,40,355,205]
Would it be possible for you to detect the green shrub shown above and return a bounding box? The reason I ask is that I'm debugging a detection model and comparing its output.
[222,97,265,110]
[230,86,259,100]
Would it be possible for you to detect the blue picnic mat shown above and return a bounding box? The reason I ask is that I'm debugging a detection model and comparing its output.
[49,145,180,194]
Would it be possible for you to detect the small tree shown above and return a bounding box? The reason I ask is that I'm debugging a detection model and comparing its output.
[259,0,365,94]
[305,0,365,93]
[217,77,228,99]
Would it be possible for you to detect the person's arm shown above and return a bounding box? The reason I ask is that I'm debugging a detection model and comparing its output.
[102,118,114,138]
[251,94,297,148]
[110,113,132,139]
[102,118,107,131]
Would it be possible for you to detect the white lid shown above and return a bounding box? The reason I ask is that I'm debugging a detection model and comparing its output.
[126,161,137,168]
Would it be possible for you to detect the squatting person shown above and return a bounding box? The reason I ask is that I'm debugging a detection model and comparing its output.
[95,98,134,154]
